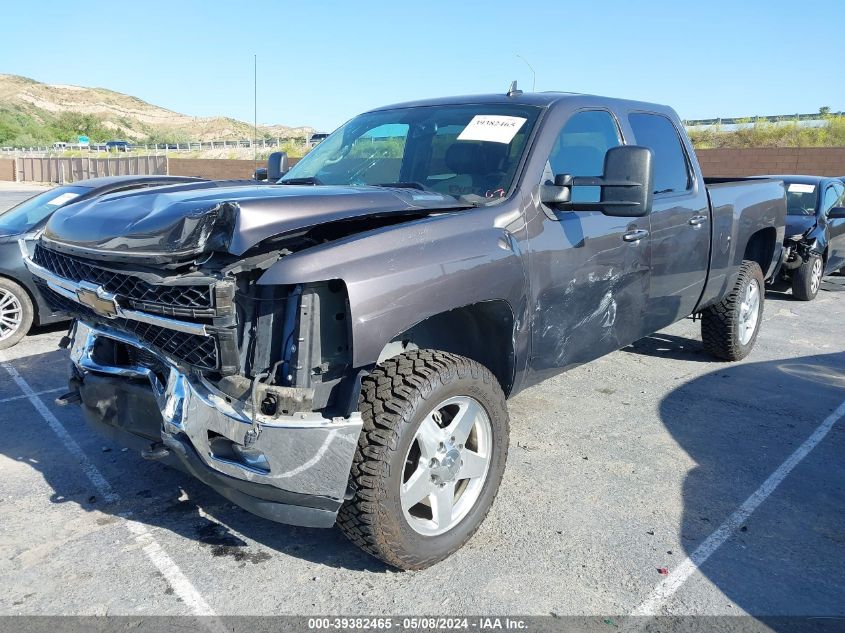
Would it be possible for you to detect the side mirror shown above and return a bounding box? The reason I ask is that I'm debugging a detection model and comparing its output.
[828,206,845,219]
[267,151,289,181]
[540,145,654,217]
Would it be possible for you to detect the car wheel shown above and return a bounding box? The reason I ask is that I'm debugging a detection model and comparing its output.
[337,349,509,570]
[701,260,764,361]
[791,254,823,301]
[0,278,34,350]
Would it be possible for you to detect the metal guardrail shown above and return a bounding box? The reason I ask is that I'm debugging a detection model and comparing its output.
[684,112,843,127]
[0,137,312,155]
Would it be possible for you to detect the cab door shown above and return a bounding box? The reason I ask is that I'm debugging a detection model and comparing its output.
[627,112,711,333]
[526,109,652,383]
[822,181,845,273]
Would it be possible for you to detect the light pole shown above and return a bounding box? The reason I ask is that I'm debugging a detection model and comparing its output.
[253,54,258,167]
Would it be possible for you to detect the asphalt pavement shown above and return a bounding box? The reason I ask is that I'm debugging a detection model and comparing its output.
[1,187,843,622]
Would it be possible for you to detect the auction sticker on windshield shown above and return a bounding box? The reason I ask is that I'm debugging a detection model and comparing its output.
[787,183,816,194]
[47,192,81,206]
[457,115,526,144]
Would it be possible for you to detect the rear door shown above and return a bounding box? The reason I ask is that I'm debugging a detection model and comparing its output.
[822,181,845,273]
[527,109,652,380]
[627,112,710,332]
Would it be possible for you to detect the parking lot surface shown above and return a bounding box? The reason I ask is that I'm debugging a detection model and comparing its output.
[1,188,843,618]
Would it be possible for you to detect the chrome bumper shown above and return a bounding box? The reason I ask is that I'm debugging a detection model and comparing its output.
[70,321,363,507]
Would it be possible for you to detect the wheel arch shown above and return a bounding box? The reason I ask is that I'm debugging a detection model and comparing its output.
[375,300,517,396]
[742,227,779,280]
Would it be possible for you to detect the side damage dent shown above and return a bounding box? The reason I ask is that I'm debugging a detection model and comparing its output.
[255,213,529,385]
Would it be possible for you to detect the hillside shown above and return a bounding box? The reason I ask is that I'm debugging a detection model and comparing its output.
[0,74,313,146]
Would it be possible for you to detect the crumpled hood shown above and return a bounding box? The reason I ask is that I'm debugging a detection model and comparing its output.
[785,214,817,239]
[42,183,467,261]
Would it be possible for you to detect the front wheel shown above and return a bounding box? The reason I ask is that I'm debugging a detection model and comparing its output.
[0,278,34,351]
[701,260,764,361]
[338,350,509,570]
[791,254,823,301]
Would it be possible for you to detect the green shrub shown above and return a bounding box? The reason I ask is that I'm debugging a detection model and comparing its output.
[688,115,845,149]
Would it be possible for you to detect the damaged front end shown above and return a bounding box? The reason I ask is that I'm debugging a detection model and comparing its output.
[781,231,822,274]
[23,235,363,528]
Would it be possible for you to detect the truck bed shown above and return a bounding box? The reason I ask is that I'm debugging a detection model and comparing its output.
[697,177,787,310]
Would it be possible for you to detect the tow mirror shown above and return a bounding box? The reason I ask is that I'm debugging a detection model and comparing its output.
[267,151,289,182]
[540,145,654,217]
[828,206,845,219]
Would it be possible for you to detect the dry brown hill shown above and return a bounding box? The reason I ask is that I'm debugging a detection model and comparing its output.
[0,74,313,143]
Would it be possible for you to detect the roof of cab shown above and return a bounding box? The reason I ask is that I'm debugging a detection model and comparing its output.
[365,91,675,116]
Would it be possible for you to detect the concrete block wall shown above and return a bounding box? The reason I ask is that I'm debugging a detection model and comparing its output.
[696,148,845,177]
[1,151,843,182]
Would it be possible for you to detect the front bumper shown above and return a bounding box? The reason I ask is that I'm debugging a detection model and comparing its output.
[781,236,821,272]
[69,321,363,528]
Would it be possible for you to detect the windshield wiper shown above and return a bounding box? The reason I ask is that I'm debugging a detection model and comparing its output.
[279,176,323,185]
[369,182,486,209]
[374,182,464,199]
[375,182,431,191]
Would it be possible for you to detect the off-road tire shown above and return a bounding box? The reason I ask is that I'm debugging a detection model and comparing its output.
[0,278,34,351]
[701,260,764,361]
[337,349,509,570]
[791,254,823,301]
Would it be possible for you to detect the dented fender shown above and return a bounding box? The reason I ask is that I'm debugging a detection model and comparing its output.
[256,207,529,371]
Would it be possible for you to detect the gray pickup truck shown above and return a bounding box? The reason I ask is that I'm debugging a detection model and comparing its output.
[24,88,786,570]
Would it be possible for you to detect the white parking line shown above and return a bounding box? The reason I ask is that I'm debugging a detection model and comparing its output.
[0,386,64,404]
[631,398,845,617]
[2,361,119,504]
[0,353,217,618]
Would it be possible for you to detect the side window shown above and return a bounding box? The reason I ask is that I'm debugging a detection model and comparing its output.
[546,110,621,202]
[823,182,845,215]
[628,113,691,195]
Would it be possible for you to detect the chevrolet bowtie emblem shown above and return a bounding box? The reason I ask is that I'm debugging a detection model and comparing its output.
[76,286,118,319]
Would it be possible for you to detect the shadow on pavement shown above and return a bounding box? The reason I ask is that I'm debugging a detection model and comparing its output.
[28,321,70,337]
[767,274,844,301]
[0,348,389,573]
[623,331,711,363]
[660,350,845,621]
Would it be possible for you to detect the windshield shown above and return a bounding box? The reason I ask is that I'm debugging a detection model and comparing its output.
[0,185,90,235]
[785,183,818,216]
[281,104,542,205]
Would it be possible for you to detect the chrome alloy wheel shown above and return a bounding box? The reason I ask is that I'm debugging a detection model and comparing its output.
[0,288,23,342]
[810,257,823,296]
[738,278,761,345]
[400,396,493,536]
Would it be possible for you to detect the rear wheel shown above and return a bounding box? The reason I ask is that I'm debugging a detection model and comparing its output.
[338,350,509,570]
[701,260,764,361]
[0,279,33,350]
[791,254,823,301]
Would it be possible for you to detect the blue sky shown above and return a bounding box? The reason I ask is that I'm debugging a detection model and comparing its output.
[1,0,842,132]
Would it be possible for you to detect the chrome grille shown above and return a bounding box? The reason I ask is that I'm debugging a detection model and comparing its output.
[38,285,220,372]
[33,244,215,318]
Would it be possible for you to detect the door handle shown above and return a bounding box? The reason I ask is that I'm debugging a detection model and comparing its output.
[689,215,708,226]
[622,229,649,243]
